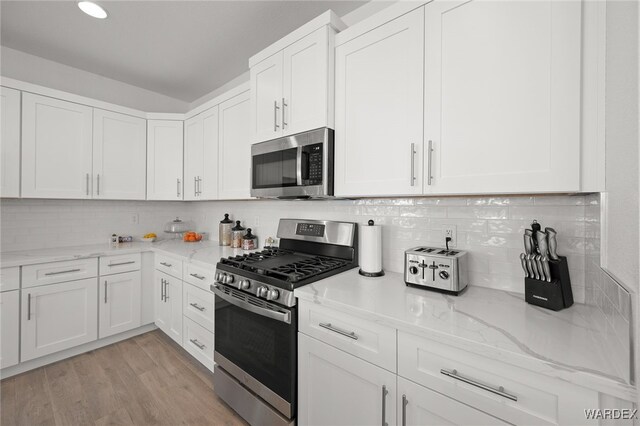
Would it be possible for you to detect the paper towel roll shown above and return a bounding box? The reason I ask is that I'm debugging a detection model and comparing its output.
[359,220,384,277]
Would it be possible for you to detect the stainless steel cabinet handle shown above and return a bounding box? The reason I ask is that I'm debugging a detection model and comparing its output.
[282,98,287,129]
[189,338,205,350]
[160,262,172,267]
[108,261,136,267]
[381,385,388,426]
[27,293,32,320]
[44,268,81,276]
[440,369,518,401]
[402,394,408,426]
[177,178,181,198]
[318,322,358,340]
[86,173,90,196]
[160,278,165,301]
[427,140,434,186]
[198,177,202,195]
[194,176,198,197]
[189,273,205,280]
[97,174,100,196]
[164,279,169,301]
[274,101,280,131]
[410,143,416,186]
[104,280,108,303]
[189,302,205,312]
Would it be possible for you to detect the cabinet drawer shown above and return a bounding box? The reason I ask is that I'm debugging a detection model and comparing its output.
[398,331,598,425]
[154,253,182,279]
[299,300,396,372]
[183,282,214,332]
[183,317,214,372]
[0,267,20,292]
[22,258,98,288]
[100,253,141,275]
[183,262,216,291]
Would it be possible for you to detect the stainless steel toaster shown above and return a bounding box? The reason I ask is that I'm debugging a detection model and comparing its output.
[404,246,469,295]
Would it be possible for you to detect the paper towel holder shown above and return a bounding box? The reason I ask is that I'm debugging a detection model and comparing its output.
[359,220,385,277]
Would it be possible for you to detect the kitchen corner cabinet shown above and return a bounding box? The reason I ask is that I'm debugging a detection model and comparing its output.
[423,0,581,194]
[0,290,20,369]
[21,93,93,199]
[184,106,219,200]
[98,271,142,338]
[218,90,251,200]
[20,278,98,362]
[155,271,183,345]
[147,120,184,200]
[92,109,147,200]
[1,87,21,198]
[298,333,397,426]
[334,7,425,197]
[250,26,336,143]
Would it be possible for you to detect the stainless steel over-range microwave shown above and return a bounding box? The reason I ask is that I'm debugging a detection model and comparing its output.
[250,127,334,199]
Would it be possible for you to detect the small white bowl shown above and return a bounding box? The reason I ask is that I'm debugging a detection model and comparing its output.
[142,237,156,242]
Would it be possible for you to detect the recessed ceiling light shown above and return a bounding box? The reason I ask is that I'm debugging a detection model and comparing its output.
[78,1,108,19]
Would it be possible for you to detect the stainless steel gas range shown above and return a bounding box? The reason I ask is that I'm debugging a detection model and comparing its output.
[211,219,358,426]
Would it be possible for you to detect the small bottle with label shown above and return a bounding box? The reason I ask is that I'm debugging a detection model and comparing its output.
[219,213,233,246]
[242,228,257,251]
[110,234,118,246]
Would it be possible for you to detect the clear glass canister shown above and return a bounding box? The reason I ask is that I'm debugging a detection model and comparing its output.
[231,221,246,248]
[242,228,257,250]
[219,213,233,246]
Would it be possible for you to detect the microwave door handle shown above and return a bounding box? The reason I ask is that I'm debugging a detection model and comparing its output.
[296,146,303,186]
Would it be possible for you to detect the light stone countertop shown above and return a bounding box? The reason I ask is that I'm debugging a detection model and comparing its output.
[294,269,636,401]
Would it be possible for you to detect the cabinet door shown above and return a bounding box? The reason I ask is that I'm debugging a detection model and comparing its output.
[424,0,581,194]
[154,271,169,332]
[397,377,506,426]
[218,91,251,200]
[250,51,283,142]
[21,93,93,199]
[334,8,425,197]
[165,275,183,345]
[0,290,20,369]
[298,333,397,426]
[21,278,98,362]
[1,87,21,198]
[93,109,146,200]
[99,271,142,338]
[282,26,329,136]
[184,114,203,201]
[146,120,184,200]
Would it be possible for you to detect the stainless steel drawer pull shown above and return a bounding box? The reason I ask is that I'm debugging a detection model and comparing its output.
[104,280,108,303]
[44,268,81,276]
[381,385,388,426]
[189,273,205,280]
[27,293,32,320]
[159,262,172,267]
[108,261,136,267]
[319,322,358,340]
[190,338,205,350]
[402,394,408,426]
[189,302,205,312]
[440,369,518,402]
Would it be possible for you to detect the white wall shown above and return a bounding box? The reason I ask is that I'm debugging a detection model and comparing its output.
[0,47,189,113]
[604,0,639,292]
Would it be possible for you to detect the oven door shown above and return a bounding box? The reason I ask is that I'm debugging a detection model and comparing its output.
[212,283,296,418]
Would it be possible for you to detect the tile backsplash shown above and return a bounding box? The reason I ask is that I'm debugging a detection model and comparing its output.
[1,194,595,301]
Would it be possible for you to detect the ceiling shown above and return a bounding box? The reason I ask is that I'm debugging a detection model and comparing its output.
[0,1,367,102]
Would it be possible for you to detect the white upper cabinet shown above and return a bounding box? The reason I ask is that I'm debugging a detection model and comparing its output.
[21,93,93,199]
[184,106,219,200]
[146,120,184,200]
[92,109,146,200]
[250,12,343,144]
[424,0,582,194]
[1,87,21,198]
[218,90,251,200]
[334,8,425,197]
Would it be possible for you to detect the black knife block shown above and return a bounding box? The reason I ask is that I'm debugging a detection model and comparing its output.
[524,256,573,311]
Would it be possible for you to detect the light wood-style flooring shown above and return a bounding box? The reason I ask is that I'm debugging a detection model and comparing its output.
[1,330,247,426]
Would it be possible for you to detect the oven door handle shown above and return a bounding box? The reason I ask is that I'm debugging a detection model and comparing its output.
[211,283,291,324]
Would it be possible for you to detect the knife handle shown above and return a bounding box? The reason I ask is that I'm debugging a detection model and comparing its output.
[545,227,559,261]
[536,231,549,257]
[520,253,529,278]
[524,234,533,255]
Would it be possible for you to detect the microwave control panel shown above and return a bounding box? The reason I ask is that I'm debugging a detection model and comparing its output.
[303,143,323,185]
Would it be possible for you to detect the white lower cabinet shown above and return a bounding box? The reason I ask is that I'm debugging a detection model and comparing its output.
[20,278,98,362]
[298,333,397,426]
[397,376,505,426]
[0,290,20,369]
[155,271,183,345]
[99,271,142,338]
[183,317,214,372]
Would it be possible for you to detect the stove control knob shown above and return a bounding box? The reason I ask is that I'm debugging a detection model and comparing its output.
[266,289,280,301]
[215,272,223,282]
[257,286,269,298]
[223,274,234,284]
[238,279,251,290]
[409,266,419,275]
[439,270,450,280]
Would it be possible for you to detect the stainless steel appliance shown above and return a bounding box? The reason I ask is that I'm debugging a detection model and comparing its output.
[212,219,358,426]
[250,127,334,199]
[404,246,469,294]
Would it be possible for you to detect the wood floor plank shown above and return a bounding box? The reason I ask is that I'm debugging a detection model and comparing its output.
[44,360,93,426]
[13,368,56,426]
[0,377,16,426]
[94,407,135,426]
